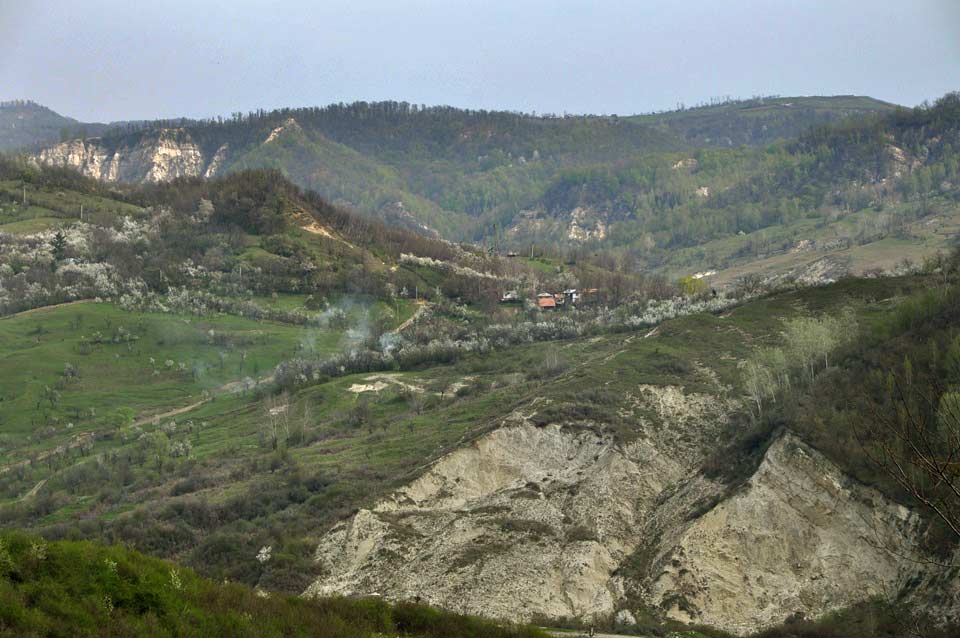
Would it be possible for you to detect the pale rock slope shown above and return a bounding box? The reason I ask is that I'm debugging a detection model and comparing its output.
[35,128,209,183]
[306,376,938,634]
[643,433,918,634]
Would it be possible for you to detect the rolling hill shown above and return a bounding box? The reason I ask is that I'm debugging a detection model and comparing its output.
[20,94,908,254]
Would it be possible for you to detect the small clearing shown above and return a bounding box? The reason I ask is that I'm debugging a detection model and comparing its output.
[301,222,356,249]
[348,381,390,394]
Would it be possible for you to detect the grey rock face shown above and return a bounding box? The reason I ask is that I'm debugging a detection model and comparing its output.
[35,129,209,183]
[306,381,941,634]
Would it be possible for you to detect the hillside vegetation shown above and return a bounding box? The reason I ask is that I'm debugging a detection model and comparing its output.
[23,94,913,260]
[0,530,544,638]
[527,93,960,277]
[24,92,960,288]
[2,97,960,635]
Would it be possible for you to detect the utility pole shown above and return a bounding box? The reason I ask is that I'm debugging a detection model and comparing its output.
[22,186,26,206]
[79,204,83,221]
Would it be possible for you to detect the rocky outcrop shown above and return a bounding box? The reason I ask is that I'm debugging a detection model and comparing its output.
[35,128,211,183]
[36,138,121,181]
[567,207,607,241]
[644,433,918,634]
[264,117,303,144]
[306,385,938,634]
[306,422,684,621]
[203,143,229,178]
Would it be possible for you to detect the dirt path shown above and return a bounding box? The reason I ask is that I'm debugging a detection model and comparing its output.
[20,478,47,501]
[1,299,94,321]
[395,301,429,333]
[545,630,649,638]
[131,374,275,427]
[131,399,210,427]
[1,374,274,478]
[0,432,94,478]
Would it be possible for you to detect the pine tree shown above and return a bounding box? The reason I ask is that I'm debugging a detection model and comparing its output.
[49,229,67,262]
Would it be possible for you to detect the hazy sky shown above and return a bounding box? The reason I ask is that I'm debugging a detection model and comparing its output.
[2,0,958,122]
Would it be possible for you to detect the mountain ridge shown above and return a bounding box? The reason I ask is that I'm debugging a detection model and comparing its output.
[16,94,913,260]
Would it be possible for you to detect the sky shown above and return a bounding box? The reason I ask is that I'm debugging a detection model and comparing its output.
[1,0,958,122]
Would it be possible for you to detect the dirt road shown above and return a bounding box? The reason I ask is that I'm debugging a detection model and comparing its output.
[1,299,94,321]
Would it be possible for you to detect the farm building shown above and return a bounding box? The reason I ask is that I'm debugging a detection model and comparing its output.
[536,292,557,310]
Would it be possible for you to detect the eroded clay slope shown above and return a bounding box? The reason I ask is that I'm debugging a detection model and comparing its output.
[306,421,685,620]
[306,389,933,634]
[644,433,919,634]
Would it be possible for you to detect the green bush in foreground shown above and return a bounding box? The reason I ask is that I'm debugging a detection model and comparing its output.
[0,530,545,638]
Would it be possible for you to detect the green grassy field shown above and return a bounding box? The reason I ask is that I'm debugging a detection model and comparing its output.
[2,274,921,534]
[0,301,360,461]
[0,181,143,234]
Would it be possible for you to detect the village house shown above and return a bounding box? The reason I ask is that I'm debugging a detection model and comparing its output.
[536,292,557,310]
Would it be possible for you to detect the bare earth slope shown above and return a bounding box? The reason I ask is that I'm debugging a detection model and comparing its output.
[306,384,928,634]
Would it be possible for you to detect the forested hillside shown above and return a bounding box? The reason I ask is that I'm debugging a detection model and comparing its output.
[523,92,960,280]
[31,96,949,272]
[627,95,896,147]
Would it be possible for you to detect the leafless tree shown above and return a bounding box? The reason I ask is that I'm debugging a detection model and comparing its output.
[261,393,290,450]
[856,375,960,541]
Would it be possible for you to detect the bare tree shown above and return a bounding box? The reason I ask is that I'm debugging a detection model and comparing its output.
[261,393,290,450]
[856,374,960,541]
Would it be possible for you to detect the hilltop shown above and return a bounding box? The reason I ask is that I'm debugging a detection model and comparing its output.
[626,95,897,147]
[0,100,128,153]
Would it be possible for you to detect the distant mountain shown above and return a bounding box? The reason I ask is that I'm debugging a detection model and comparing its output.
[23,95,906,242]
[0,100,111,151]
[24,91,959,286]
[25,102,680,237]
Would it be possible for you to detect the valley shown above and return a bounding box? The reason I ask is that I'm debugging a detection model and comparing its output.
[0,93,958,637]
